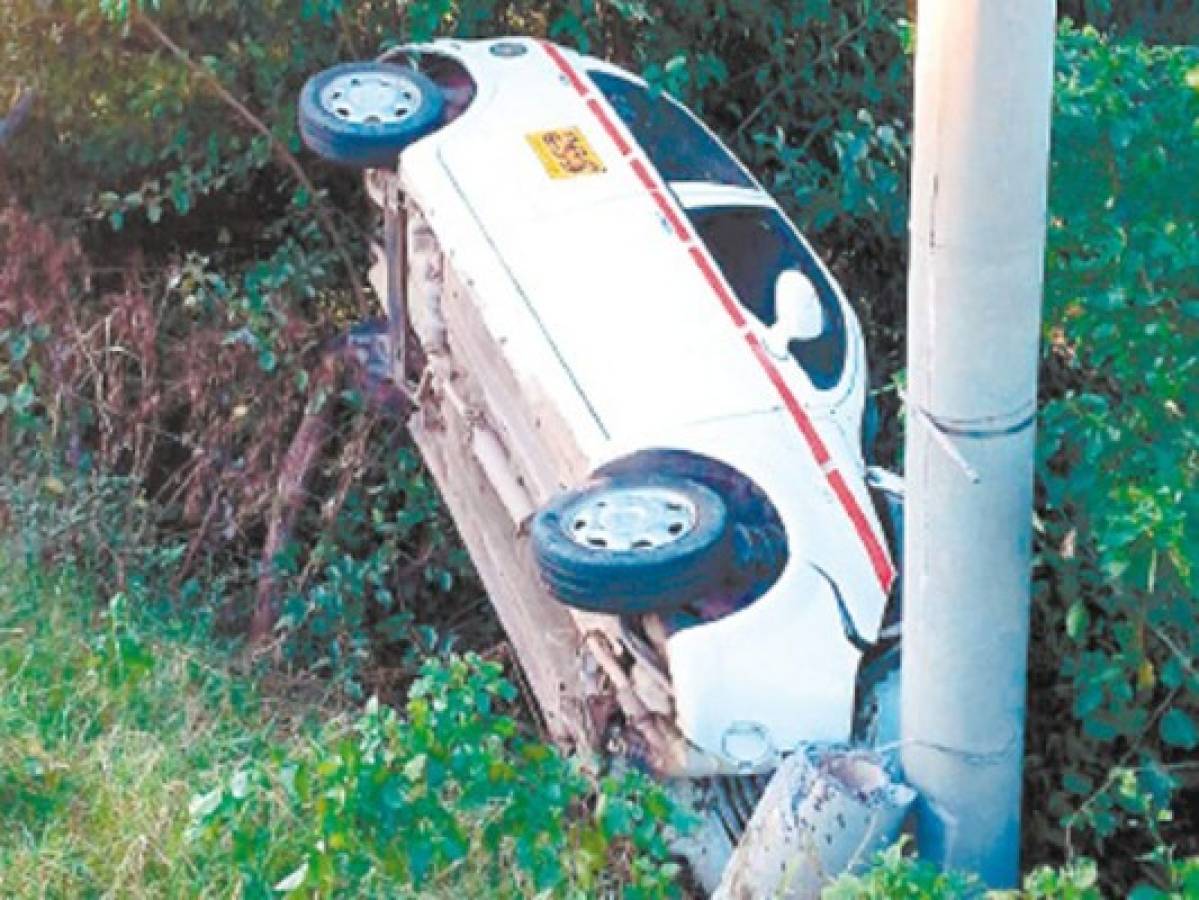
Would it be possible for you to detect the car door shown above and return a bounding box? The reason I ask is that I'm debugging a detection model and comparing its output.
[435,60,785,441]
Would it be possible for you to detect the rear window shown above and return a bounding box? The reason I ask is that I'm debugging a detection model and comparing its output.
[687,205,847,389]
[588,71,751,188]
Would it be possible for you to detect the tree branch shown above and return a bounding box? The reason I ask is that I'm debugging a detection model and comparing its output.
[133,13,369,312]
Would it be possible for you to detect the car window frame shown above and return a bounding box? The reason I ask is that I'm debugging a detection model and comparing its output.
[585,69,755,190]
[681,198,851,392]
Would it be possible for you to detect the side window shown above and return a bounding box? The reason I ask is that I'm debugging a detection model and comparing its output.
[588,71,752,188]
[687,206,847,389]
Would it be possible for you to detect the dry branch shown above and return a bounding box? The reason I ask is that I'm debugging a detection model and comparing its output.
[249,352,342,645]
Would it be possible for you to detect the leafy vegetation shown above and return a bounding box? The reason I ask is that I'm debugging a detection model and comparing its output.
[1059,0,1199,45]
[1023,26,1199,883]
[825,838,1107,900]
[0,549,286,895]
[828,838,1199,899]
[1,0,1197,895]
[190,655,687,897]
[0,533,684,896]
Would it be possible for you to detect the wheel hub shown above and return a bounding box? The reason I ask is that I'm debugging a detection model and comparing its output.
[564,486,697,552]
[320,72,421,126]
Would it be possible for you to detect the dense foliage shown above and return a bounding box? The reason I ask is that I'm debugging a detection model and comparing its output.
[1024,26,1199,882]
[190,654,686,897]
[1059,0,1199,45]
[1,0,1196,894]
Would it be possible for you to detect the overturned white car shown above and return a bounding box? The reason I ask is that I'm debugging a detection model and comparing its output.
[299,36,903,780]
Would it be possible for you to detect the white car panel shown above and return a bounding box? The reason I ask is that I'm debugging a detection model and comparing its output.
[401,136,613,459]
[667,560,862,768]
[434,92,787,434]
[608,409,889,641]
[445,187,783,436]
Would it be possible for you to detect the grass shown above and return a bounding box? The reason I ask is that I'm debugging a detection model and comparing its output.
[0,545,684,899]
[0,551,315,897]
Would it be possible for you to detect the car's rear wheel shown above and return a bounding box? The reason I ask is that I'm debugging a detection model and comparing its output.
[531,474,735,614]
[593,449,789,618]
[298,62,444,169]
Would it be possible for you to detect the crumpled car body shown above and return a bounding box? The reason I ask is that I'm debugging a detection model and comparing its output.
[312,36,900,772]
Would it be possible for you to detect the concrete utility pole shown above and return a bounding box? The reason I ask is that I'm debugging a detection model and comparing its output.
[900,0,1056,888]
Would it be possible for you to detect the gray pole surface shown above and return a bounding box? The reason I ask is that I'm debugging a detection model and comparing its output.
[900,0,1056,886]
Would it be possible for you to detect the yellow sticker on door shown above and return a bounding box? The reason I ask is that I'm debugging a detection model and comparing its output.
[526,127,606,179]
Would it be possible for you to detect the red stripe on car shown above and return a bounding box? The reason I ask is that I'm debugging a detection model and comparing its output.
[827,469,897,592]
[689,247,747,327]
[629,158,657,192]
[586,98,632,156]
[650,190,691,241]
[540,41,589,96]
[745,334,832,467]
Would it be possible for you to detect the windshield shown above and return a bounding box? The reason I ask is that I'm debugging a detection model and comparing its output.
[587,71,752,189]
[686,205,847,389]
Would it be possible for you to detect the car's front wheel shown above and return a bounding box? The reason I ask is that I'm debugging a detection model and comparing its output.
[298,61,445,169]
[531,474,735,614]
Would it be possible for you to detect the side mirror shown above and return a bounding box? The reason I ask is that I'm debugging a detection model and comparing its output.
[766,270,823,358]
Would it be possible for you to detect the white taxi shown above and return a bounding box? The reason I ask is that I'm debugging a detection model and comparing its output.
[299,36,902,772]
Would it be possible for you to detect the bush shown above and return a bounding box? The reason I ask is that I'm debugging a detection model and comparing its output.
[826,839,1199,900]
[1024,27,1199,886]
[1059,0,1199,45]
[0,194,479,697]
[187,653,690,897]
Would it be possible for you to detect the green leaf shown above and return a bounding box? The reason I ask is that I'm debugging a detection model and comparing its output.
[1066,601,1090,640]
[188,788,222,819]
[230,770,250,800]
[403,753,427,781]
[9,333,31,362]
[273,861,308,893]
[1062,771,1093,795]
[12,382,35,413]
[1160,709,1198,750]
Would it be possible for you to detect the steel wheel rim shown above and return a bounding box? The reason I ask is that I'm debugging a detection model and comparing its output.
[320,71,423,126]
[563,486,698,552]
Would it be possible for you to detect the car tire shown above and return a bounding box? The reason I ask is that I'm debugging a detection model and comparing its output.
[594,448,781,529]
[298,62,445,169]
[531,473,736,614]
[731,522,789,583]
[599,450,789,571]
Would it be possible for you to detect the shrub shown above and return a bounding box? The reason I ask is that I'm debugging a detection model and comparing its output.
[826,840,1199,899]
[187,653,690,897]
[0,202,476,694]
[0,477,683,897]
[1024,27,1199,886]
[822,838,985,899]
[1058,0,1199,45]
